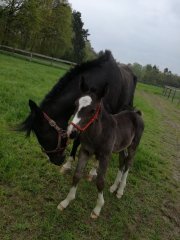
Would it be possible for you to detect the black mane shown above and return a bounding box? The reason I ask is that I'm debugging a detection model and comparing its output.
[41,50,114,104]
[18,112,35,137]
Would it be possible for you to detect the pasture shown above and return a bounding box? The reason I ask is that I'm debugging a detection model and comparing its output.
[0,53,179,240]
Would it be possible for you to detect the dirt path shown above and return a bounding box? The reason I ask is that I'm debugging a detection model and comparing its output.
[140,90,180,238]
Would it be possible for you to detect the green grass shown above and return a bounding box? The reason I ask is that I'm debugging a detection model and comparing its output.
[0,53,179,240]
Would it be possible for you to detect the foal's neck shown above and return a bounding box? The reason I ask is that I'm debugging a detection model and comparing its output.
[86,103,111,134]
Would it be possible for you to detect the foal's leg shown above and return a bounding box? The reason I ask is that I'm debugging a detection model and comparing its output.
[58,148,89,211]
[116,147,135,199]
[91,156,109,219]
[110,151,126,193]
[60,138,80,174]
[87,156,99,182]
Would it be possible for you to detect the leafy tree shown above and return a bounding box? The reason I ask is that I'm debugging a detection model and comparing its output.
[14,0,44,49]
[84,41,97,61]
[0,0,25,45]
[38,0,73,58]
[72,10,89,63]
[0,0,96,62]
[131,63,143,81]
[131,63,180,87]
[164,68,169,74]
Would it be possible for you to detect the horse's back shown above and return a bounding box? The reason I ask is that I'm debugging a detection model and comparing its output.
[113,110,144,136]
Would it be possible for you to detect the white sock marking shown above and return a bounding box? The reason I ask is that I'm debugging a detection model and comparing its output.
[89,167,97,177]
[116,170,129,198]
[89,160,98,177]
[60,156,73,174]
[58,186,77,210]
[91,192,104,217]
[110,170,122,193]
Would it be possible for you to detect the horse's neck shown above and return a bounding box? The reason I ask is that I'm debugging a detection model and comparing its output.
[88,105,111,135]
[41,96,75,128]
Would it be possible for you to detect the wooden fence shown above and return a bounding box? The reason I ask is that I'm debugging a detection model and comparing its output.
[162,85,180,103]
[0,44,76,70]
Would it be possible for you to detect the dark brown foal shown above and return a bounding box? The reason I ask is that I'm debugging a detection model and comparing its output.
[57,81,144,218]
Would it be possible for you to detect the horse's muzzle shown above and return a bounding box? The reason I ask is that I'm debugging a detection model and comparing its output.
[49,154,66,166]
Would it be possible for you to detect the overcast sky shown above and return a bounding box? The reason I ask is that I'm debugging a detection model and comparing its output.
[69,0,180,75]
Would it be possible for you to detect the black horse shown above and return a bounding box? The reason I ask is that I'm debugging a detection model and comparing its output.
[20,51,137,166]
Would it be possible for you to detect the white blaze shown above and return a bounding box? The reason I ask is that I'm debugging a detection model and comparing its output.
[67,96,92,136]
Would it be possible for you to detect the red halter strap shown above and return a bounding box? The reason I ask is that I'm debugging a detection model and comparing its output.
[70,103,101,132]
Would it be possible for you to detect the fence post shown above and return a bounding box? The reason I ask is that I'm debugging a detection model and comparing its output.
[29,52,33,62]
[167,88,172,99]
[164,87,168,96]
[162,86,165,95]
[172,89,176,102]
[51,56,53,66]
[13,47,15,56]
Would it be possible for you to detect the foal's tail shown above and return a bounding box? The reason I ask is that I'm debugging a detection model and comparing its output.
[134,109,143,116]
[132,110,144,148]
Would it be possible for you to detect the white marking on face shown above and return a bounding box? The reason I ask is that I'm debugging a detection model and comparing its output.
[67,96,92,135]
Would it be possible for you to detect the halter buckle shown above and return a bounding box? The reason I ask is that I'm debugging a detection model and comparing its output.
[49,120,56,127]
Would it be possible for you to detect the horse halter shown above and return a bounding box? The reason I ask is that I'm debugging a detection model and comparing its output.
[70,103,101,132]
[42,112,67,154]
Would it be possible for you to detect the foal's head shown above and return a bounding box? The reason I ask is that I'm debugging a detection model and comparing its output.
[68,78,108,138]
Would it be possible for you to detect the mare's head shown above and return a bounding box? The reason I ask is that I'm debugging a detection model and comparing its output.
[68,77,108,138]
[19,100,67,166]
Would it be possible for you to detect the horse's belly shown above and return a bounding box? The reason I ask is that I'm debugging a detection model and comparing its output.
[113,134,134,153]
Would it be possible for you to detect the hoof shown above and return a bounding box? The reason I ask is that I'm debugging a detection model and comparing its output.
[60,166,71,174]
[109,185,117,193]
[86,174,94,182]
[90,211,99,219]
[57,204,64,211]
[116,192,123,199]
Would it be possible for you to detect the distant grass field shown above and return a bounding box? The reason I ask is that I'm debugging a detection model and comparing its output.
[0,53,179,240]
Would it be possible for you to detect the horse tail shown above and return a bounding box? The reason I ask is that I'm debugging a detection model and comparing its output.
[129,74,137,107]
[132,111,144,147]
[135,109,143,116]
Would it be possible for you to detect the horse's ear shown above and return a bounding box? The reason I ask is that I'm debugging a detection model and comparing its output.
[97,83,109,99]
[29,100,41,115]
[80,76,89,93]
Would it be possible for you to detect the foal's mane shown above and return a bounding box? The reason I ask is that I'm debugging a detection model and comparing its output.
[41,50,113,104]
[19,50,114,136]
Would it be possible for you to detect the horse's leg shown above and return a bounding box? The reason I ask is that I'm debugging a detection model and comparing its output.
[116,147,135,199]
[57,148,90,211]
[91,155,109,219]
[60,137,80,174]
[87,156,99,182]
[110,151,126,193]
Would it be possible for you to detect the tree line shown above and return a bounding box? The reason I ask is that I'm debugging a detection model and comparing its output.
[0,0,97,63]
[131,63,180,88]
[0,1,179,88]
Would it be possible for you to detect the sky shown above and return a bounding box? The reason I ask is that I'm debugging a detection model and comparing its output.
[69,0,180,75]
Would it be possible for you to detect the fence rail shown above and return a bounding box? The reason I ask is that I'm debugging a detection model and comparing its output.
[0,45,76,69]
[162,85,180,103]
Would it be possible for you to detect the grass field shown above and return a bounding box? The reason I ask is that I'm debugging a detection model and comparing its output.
[0,53,179,240]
